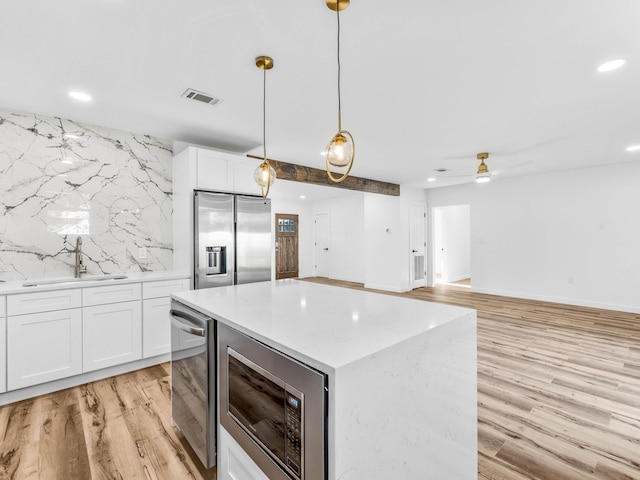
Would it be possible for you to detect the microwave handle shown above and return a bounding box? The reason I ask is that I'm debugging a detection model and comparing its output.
[170,310,206,337]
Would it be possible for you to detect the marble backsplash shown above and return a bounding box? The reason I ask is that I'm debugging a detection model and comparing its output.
[0,108,173,280]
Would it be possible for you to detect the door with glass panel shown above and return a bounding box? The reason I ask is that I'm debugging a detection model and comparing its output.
[275,214,299,280]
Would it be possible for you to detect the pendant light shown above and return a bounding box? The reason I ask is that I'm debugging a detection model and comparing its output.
[476,152,492,183]
[254,55,276,197]
[325,0,355,183]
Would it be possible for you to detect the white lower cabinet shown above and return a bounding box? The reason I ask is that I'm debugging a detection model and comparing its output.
[83,301,142,372]
[7,308,82,390]
[0,312,6,393]
[142,297,171,358]
[220,427,269,480]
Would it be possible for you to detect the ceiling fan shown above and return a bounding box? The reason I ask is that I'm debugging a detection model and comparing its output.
[475,152,492,183]
[434,136,567,183]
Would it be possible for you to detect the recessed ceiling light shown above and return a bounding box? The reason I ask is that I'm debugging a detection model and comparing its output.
[299,195,306,199]
[597,59,626,72]
[69,91,93,102]
[626,145,640,152]
[427,177,436,182]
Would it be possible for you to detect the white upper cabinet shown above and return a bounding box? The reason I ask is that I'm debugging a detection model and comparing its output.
[177,146,263,196]
[232,157,263,195]
[196,149,235,192]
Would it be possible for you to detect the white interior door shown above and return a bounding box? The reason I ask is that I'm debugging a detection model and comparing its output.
[410,203,427,289]
[314,213,330,278]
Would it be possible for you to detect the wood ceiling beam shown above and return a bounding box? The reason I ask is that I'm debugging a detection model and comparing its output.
[247,155,400,196]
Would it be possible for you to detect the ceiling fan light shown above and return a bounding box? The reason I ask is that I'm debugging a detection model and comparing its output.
[476,172,491,183]
[326,132,354,167]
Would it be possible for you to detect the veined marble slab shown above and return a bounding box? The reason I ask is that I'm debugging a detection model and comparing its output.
[0,107,173,280]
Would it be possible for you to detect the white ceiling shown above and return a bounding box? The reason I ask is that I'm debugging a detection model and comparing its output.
[1,0,639,190]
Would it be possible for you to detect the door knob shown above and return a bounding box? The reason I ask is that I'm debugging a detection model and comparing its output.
[412,249,418,253]
[323,248,329,251]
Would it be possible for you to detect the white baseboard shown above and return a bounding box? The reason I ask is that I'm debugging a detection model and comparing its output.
[446,274,470,283]
[470,287,640,314]
[0,354,169,406]
[364,283,412,293]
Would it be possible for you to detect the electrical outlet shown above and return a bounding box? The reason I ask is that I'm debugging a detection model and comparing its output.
[138,247,147,259]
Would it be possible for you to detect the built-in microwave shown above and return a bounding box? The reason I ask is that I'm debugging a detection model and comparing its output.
[218,323,328,480]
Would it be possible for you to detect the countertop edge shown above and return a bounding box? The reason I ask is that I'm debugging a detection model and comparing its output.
[0,270,191,295]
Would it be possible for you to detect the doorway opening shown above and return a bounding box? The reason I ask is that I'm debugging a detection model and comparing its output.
[432,205,471,288]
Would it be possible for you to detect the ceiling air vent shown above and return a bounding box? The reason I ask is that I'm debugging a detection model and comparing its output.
[181,88,221,106]
[434,168,449,173]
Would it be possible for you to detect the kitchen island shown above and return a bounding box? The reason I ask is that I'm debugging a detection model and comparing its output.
[172,280,477,480]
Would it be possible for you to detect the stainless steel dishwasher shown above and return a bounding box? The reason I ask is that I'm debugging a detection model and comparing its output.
[170,300,216,468]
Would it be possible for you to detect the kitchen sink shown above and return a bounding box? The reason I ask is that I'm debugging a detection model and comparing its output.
[22,274,128,287]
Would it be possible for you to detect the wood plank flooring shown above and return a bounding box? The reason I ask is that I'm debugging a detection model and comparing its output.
[0,364,215,480]
[0,279,638,479]
[304,278,640,480]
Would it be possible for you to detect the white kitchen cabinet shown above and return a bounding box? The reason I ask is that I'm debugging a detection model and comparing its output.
[142,297,171,358]
[232,157,263,195]
[142,278,189,358]
[220,426,270,480]
[83,282,141,306]
[142,278,190,299]
[0,297,6,393]
[83,301,142,372]
[8,288,81,316]
[196,148,235,192]
[7,308,83,390]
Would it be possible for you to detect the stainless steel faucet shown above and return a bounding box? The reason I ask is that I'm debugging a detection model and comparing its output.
[74,236,88,278]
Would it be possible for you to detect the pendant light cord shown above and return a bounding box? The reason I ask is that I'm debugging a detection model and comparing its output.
[263,66,267,161]
[336,7,342,131]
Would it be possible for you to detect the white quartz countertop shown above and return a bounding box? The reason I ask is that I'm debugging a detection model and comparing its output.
[0,270,190,295]
[172,280,475,372]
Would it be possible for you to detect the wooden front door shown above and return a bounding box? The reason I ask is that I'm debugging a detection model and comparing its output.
[275,214,299,280]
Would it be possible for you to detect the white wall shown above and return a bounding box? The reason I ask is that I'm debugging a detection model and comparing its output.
[363,187,428,292]
[312,193,365,283]
[426,162,640,313]
[270,197,314,278]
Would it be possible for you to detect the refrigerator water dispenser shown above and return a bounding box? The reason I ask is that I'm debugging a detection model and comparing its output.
[206,246,226,274]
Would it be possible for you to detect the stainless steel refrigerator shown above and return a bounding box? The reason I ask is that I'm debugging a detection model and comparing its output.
[194,191,271,289]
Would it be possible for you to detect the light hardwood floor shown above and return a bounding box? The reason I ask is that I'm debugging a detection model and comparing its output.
[1,279,638,479]
[0,364,215,480]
